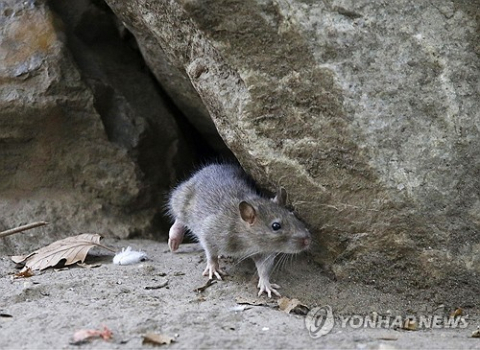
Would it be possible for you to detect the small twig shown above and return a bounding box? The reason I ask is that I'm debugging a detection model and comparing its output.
[145,280,169,290]
[193,279,217,293]
[0,221,48,239]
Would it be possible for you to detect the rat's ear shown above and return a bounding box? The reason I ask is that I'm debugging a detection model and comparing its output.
[239,201,256,224]
[272,187,287,206]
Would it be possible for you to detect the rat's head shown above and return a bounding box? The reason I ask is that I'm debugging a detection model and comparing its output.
[238,188,311,254]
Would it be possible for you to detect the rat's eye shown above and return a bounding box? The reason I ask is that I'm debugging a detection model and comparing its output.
[271,222,282,231]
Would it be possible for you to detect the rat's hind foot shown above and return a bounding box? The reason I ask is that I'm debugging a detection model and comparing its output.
[257,280,281,298]
[168,237,181,252]
[168,220,186,252]
[202,258,226,280]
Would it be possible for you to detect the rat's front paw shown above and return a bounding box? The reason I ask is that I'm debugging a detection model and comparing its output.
[257,279,281,298]
[202,260,226,280]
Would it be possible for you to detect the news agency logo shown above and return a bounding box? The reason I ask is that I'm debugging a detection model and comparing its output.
[305,306,469,338]
[305,306,335,338]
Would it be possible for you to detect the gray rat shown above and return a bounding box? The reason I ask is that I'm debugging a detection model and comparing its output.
[167,163,311,297]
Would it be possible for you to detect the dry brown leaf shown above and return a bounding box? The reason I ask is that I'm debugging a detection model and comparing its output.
[450,308,463,317]
[14,267,34,279]
[11,253,34,264]
[71,325,113,344]
[11,233,105,271]
[277,297,310,315]
[402,318,417,331]
[142,333,175,346]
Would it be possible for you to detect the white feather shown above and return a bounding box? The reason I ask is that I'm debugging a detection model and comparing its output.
[113,246,148,265]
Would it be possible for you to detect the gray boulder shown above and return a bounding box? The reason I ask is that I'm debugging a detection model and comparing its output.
[104,0,480,301]
[0,0,194,253]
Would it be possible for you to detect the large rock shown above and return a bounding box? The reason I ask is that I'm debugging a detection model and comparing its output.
[0,0,194,254]
[104,0,480,301]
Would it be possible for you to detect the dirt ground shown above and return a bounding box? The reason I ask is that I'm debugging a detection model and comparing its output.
[1,238,479,349]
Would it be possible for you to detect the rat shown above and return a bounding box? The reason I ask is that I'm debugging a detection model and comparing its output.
[167,163,311,297]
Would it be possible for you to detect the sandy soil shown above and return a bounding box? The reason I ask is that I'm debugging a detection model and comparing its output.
[1,238,478,349]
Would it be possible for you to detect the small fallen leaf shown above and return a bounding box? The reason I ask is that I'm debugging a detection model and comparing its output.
[14,267,34,279]
[472,328,480,338]
[192,295,207,303]
[11,253,34,264]
[11,234,107,271]
[193,279,217,293]
[450,308,463,317]
[402,318,417,331]
[71,325,112,344]
[277,297,310,315]
[142,333,175,346]
[72,329,98,344]
[98,326,113,340]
